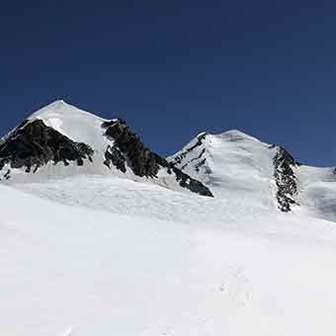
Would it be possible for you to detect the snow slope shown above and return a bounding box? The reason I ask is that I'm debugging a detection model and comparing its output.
[168,130,278,210]
[2,178,336,336]
[169,129,336,220]
[296,165,336,221]
[29,100,109,146]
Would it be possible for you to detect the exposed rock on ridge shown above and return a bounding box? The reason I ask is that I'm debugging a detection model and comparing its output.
[273,146,299,212]
[102,119,213,197]
[172,132,207,167]
[0,119,94,179]
[169,132,211,175]
[102,119,159,177]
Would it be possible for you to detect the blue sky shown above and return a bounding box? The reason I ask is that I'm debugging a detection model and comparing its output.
[1,0,335,166]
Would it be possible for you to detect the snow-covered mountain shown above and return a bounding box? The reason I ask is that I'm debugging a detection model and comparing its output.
[0,100,212,197]
[2,100,335,220]
[168,130,281,207]
[2,101,336,336]
[168,130,336,221]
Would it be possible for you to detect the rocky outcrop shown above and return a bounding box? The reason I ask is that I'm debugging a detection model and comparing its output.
[168,132,212,177]
[102,119,159,177]
[273,147,298,212]
[154,154,213,197]
[172,132,207,167]
[0,119,94,179]
[102,119,213,197]
[104,145,127,173]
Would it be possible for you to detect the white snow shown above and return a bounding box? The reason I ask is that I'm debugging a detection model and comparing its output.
[2,101,336,335]
[29,100,107,146]
[2,177,336,336]
[295,165,336,222]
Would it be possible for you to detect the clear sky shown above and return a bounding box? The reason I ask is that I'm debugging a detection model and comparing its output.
[1,0,335,166]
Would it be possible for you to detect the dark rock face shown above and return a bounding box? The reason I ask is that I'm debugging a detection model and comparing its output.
[273,147,298,212]
[0,119,94,179]
[169,132,212,176]
[102,120,159,177]
[104,145,127,173]
[154,154,213,197]
[102,120,213,197]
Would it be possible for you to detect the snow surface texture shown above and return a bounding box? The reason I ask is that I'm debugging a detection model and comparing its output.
[3,178,336,336]
[2,101,336,335]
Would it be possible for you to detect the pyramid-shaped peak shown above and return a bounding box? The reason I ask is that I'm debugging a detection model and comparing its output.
[24,100,111,145]
[29,100,104,121]
[34,99,73,114]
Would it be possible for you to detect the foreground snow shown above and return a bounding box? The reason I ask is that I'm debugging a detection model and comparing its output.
[2,177,336,335]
